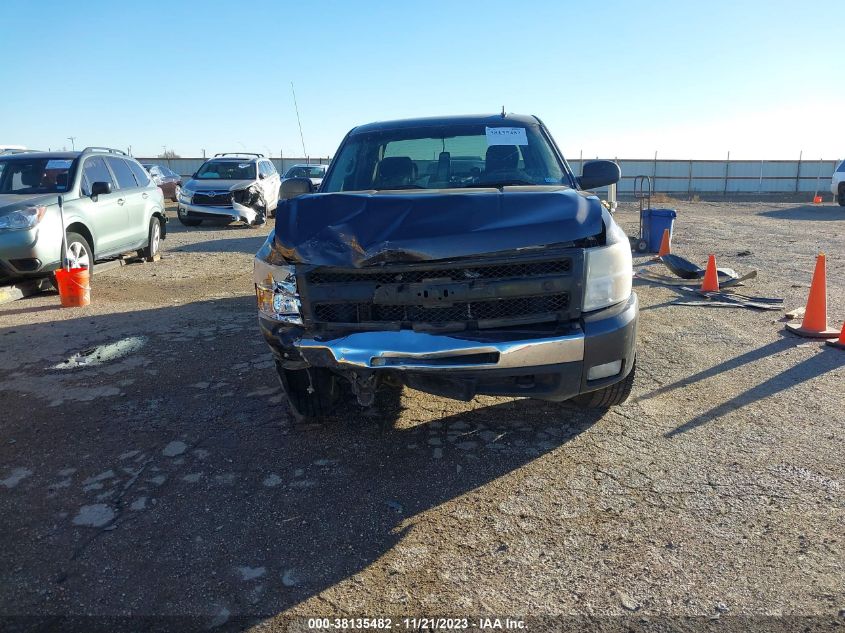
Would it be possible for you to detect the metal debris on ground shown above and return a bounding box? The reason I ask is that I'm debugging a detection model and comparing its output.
[635,269,757,288]
[678,287,784,311]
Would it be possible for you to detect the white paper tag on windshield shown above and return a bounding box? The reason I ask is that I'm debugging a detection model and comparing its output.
[486,127,528,146]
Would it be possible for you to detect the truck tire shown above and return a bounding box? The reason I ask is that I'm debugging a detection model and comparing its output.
[838,187,845,206]
[572,359,636,409]
[276,363,341,422]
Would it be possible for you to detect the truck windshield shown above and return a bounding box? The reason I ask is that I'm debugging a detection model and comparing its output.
[195,161,256,180]
[322,123,569,192]
[0,157,75,194]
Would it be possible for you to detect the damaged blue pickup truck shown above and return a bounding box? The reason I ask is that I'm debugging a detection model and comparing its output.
[254,114,637,419]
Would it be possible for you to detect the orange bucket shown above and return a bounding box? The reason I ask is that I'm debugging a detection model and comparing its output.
[55,267,91,307]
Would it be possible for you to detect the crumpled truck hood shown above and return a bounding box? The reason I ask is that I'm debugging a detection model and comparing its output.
[272,186,603,267]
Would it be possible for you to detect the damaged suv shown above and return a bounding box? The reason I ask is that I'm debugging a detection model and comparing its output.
[177,153,280,226]
[255,114,637,419]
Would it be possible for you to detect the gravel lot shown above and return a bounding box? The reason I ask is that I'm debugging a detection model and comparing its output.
[0,200,843,631]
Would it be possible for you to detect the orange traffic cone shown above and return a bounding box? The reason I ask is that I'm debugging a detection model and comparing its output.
[827,322,845,350]
[656,228,671,258]
[700,254,719,292]
[786,253,840,338]
[813,195,823,204]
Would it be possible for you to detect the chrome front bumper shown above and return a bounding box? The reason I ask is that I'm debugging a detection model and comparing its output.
[264,294,638,401]
[295,329,585,371]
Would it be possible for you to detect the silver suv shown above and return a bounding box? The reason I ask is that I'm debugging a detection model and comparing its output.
[282,163,326,189]
[177,153,280,226]
[0,147,167,282]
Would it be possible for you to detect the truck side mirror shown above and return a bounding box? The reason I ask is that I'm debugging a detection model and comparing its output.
[281,177,314,199]
[579,160,621,190]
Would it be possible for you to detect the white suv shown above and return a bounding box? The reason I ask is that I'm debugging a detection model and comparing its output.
[177,153,280,226]
[831,160,845,206]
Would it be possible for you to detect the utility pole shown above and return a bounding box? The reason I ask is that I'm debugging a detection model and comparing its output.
[67,136,76,150]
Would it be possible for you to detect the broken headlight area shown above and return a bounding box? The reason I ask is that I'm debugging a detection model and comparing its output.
[254,248,302,324]
[232,184,267,225]
[582,214,632,312]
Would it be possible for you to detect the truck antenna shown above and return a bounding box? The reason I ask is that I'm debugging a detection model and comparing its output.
[291,82,307,158]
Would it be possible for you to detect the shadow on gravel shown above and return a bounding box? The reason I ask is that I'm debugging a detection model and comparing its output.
[665,347,845,437]
[0,296,604,627]
[173,235,269,254]
[640,334,799,404]
[0,301,62,318]
[758,205,845,221]
[639,332,845,437]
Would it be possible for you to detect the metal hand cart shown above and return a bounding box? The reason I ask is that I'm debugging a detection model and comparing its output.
[632,175,653,253]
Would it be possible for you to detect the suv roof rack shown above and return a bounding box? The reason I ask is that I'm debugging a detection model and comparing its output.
[80,147,128,156]
[214,152,263,158]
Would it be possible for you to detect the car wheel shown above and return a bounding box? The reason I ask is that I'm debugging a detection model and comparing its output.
[571,359,636,409]
[140,218,162,261]
[178,217,202,227]
[838,190,845,206]
[276,363,341,422]
[65,232,93,270]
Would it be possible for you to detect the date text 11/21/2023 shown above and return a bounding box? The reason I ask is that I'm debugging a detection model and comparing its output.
[306,617,527,630]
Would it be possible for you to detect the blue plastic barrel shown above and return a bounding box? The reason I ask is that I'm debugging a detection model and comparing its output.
[641,208,677,253]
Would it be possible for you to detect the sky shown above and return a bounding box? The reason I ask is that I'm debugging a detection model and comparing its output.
[1,0,842,160]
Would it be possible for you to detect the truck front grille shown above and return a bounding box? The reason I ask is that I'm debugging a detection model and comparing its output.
[299,252,582,331]
[314,294,570,325]
[306,259,571,285]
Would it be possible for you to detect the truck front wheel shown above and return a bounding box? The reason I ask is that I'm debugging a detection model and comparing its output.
[276,363,341,421]
[572,359,636,409]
